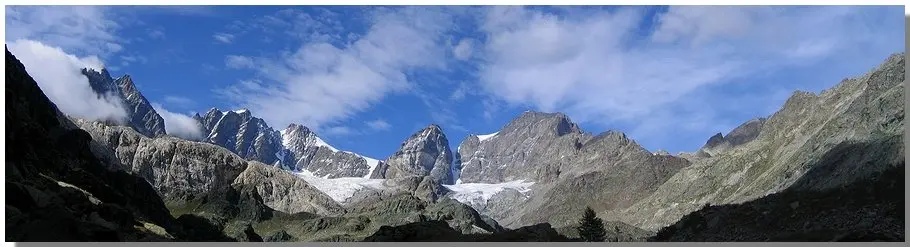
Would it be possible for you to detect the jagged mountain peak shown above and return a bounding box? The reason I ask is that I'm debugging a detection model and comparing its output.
[205,107,222,115]
[374,124,455,184]
[117,74,132,81]
[80,67,165,137]
[703,132,726,149]
[505,110,582,137]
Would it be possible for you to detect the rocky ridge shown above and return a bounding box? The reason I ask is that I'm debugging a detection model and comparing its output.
[81,69,166,138]
[608,53,905,231]
[192,109,382,179]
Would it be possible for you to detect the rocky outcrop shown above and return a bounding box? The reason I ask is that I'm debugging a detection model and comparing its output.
[198,109,284,166]
[497,130,690,228]
[610,53,905,231]
[695,118,767,157]
[457,112,590,184]
[72,120,250,202]
[280,124,379,178]
[81,69,166,137]
[194,109,380,179]
[652,158,904,241]
[372,125,455,184]
[250,192,504,242]
[450,111,690,229]
[231,162,344,216]
[114,75,167,138]
[6,48,177,241]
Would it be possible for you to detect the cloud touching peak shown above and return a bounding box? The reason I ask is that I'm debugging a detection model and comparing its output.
[7,39,128,122]
[5,6,902,156]
[152,103,203,140]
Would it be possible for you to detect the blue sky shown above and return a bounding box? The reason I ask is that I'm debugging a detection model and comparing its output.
[5,6,905,159]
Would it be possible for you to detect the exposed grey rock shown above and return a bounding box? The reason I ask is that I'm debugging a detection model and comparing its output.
[651,161,904,241]
[200,109,283,166]
[72,120,249,201]
[195,109,380,179]
[81,69,166,137]
[457,112,590,184]
[280,124,378,178]
[6,49,178,241]
[373,124,455,184]
[610,53,905,231]
[697,117,767,156]
[114,75,167,138]
[72,119,344,218]
[500,130,690,228]
[451,113,689,229]
[231,162,345,216]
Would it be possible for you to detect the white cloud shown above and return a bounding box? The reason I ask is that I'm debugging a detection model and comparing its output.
[453,38,474,60]
[324,126,355,136]
[366,119,392,131]
[221,7,453,131]
[213,33,235,44]
[152,103,203,140]
[225,55,254,69]
[6,6,122,57]
[148,28,166,39]
[162,95,196,107]
[475,6,903,132]
[119,54,147,67]
[7,39,128,122]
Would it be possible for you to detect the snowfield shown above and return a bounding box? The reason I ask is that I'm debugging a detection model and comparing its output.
[476,131,499,142]
[294,169,387,204]
[443,180,534,206]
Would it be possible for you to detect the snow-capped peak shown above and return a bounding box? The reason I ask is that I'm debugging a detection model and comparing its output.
[233,108,249,114]
[476,131,499,142]
[312,135,339,152]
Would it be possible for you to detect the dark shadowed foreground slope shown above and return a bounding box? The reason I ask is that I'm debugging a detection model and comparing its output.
[652,138,905,242]
[5,48,181,241]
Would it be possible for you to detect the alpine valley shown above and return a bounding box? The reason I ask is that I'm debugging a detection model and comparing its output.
[5,46,906,242]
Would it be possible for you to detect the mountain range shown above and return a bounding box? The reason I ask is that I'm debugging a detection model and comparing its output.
[6,47,905,242]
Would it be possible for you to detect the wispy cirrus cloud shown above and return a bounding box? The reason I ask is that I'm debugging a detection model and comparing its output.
[5,6,123,57]
[213,33,235,44]
[366,119,392,131]
[219,7,456,133]
[225,55,254,69]
[473,6,904,151]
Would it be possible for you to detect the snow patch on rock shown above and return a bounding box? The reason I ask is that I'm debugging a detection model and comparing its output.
[294,170,387,204]
[443,180,534,205]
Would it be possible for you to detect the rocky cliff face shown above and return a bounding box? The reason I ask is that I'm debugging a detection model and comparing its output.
[609,53,905,231]
[371,125,455,185]
[450,112,691,229]
[197,109,284,166]
[280,124,380,178]
[81,69,166,137]
[457,112,590,184]
[652,158,904,241]
[194,109,380,179]
[6,48,177,241]
[72,117,346,219]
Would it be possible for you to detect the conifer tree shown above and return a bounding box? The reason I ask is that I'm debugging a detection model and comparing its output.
[576,206,607,242]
